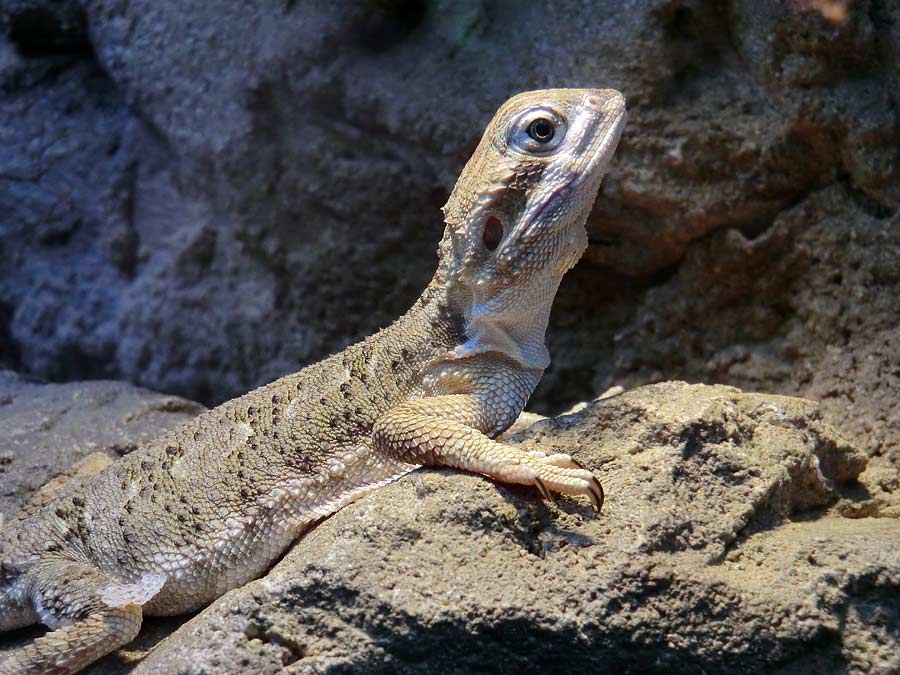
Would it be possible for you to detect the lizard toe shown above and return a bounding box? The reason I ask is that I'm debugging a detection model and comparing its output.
[541,452,581,469]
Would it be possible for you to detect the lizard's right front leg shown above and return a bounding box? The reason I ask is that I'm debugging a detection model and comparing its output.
[372,394,604,512]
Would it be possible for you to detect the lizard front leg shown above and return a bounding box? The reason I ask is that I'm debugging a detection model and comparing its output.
[372,394,603,511]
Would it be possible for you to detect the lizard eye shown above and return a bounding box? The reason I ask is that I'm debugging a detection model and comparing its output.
[509,108,566,155]
[482,215,503,251]
[527,118,554,143]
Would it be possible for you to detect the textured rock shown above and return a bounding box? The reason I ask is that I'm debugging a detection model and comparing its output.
[1,379,890,674]
[1,380,897,672]
[0,1,897,478]
[130,382,898,674]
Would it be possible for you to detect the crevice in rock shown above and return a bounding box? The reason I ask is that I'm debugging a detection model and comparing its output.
[869,0,900,115]
[654,0,735,106]
[0,301,22,372]
[840,173,898,217]
[243,623,305,666]
[3,3,92,58]
[733,188,813,242]
[352,0,428,53]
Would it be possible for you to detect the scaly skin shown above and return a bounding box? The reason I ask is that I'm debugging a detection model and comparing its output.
[0,88,626,674]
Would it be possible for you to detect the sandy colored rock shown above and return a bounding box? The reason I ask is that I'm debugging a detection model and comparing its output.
[1,380,895,673]
[89,381,893,675]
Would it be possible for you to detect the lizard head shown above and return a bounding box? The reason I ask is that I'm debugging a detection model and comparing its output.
[439,88,627,370]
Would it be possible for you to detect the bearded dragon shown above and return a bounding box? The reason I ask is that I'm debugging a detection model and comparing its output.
[0,88,626,674]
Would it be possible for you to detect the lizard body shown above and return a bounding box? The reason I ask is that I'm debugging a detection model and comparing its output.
[0,88,626,674]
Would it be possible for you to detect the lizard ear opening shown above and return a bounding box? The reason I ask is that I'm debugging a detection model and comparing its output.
[482,215,503,251]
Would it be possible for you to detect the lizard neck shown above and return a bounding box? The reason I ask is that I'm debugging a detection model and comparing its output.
[402,236,470,363]
[450,275,559,372]
[398,229,548,414]
[423,227,557,373]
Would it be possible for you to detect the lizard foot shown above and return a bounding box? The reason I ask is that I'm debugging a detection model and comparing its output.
[0,560,144,675]
[373,397,605,514]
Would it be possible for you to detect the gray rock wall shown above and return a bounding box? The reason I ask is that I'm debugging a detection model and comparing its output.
[1,0,898,467]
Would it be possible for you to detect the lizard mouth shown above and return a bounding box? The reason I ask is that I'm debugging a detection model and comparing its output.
[575,106,628,182]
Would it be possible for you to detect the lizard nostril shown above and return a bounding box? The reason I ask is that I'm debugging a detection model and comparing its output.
[584,94,602,109]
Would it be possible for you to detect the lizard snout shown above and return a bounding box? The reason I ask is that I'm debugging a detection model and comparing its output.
[583,89,626,114]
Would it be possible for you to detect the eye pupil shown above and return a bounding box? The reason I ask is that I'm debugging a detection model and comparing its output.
[527,118,555,143]
[482,215,503,251]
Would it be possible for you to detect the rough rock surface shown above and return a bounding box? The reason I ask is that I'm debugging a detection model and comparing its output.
[1,1,897,476]
[2,379,897,674]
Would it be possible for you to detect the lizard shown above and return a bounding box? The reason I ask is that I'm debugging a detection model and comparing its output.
[0,87,627,674]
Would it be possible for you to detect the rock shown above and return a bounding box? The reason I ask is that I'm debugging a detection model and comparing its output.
[0,2,897,481]
[1,380,896,673]
[100,382,893,675]
[608,187,900,499]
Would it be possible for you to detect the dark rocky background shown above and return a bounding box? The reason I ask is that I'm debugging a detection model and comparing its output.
[1,0,898,467]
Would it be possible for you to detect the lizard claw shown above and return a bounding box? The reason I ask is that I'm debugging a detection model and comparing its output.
[586,475,604,513]
[570,458,605,513]
[534,477,554,503]
[524,455,605,514]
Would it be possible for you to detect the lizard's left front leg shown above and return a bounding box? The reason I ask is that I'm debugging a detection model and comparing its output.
[372,394,603,512]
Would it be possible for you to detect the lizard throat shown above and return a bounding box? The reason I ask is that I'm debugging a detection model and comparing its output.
[442,269,562,372]
[451,310,552,371]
